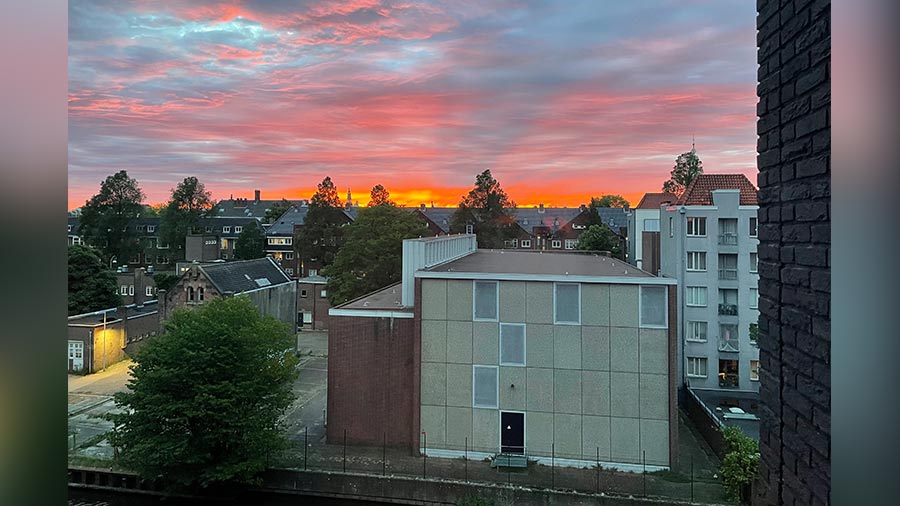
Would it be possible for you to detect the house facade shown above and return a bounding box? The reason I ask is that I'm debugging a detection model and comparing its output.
[297,274,331,330]
[627,192,677,274]
[67,303,159,374]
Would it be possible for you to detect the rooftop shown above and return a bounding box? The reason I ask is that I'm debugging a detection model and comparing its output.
[422,249,655,278]
[68,301,159,326]
[636,192,678,209]
[692,388,760,441]
[677,174,759,206]
[336,282,405,311]
[266,206,309,235]
[199,257,292,294]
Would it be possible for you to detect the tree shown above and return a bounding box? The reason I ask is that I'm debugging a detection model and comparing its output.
[662,146,703,196]
[367,184,394,207]
[152,272,180,293]
[159,177,213,260]
[106,297,298,490]
[590,195,629,208]
[68,245,120,315]
[264,199,294,224]
[298,176,347,269]
[719,426,760,502]
[449,170,518,248]
[323,205,424,305]
[234,222,266,260]
[575,224,622,258]
[77,170,145,264]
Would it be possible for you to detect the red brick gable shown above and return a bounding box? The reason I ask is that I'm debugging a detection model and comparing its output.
[677,174,759,206]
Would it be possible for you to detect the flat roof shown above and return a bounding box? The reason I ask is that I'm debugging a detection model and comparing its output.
[420,250,656,278]
[692,388,760,441]
[338,282,405,311]
[68,301,159,327]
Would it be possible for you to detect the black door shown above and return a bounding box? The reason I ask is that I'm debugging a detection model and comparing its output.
[500,412,525,454]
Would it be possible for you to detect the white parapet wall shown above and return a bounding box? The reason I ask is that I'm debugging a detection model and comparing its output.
[401,234,477,307]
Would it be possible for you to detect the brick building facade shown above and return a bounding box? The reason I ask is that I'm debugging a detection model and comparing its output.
[755,0,830,504]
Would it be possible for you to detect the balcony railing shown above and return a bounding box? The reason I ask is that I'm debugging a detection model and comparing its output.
[718,373,739,388]
[718,233,738,246]
[718,336,740,352]
[718,268,738,280]
[718,303,738,316]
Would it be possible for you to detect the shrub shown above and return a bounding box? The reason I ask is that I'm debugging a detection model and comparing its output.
[719,426,759,502]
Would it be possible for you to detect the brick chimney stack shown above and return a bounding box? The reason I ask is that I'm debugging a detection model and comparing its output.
[254,189,261,202]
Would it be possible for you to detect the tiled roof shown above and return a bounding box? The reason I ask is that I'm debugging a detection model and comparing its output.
[213,198,303,219]
[594,208,629,231]
[402,207,457,233]
[266,206,309,235]
[199,257,292,294]
[677,174,759,206]
[513,207,583,230]
[636,192,678,209]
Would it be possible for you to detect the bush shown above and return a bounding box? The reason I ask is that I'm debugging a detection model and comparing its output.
[719,426,759,503]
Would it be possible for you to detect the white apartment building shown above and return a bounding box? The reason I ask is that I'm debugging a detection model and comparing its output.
[627,192,677,273]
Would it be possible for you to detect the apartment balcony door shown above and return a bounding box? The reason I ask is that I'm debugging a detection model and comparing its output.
[500,411,525,454]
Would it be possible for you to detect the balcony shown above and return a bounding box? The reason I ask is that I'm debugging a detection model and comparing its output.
[718,303,738,316]
[718,335,740,352]
[718,268,738,280]
[718,373,740,389]
[718,233,738,246]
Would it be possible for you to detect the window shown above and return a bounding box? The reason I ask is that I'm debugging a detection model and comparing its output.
[466,224,474,234]
[687,321,708,342]
[520,239,531,248]
[300,289,308,298]
[686,251,707,271]
[198,287,205,302]
[551,239,562,249]
[128,285,134,296]
[718,218,738,245]
[137,225,146,232]
[644,219,660,232]
[640,285,667,328]
[267,237,292,245]
[749,217,758,237]
[750,288,759,309]
[320,290,327,298]
[205,226,213,233]
[504,238,518,248]
[223,226,231,233]
[750,360,760,381]
[473,281,498,321]
[719,324,739,352]
[472,365,498,408]
[67,224,72,232]
[719,359,739,388]
[564,239,577,250]
[147,225,155,233]
[686,286,707,306]
[669,217,674,237]
[308,269,318,276]
[750,252,758,273]
[719,253,738,280]
[188,286,195,302]
[554,283,580,324]
[687,357,708,378]
[157,241,169,249]
[221,238,228,250]
[235,226,243,233]
[121,285,128,296]
[686,217,706,236]
[285,251,294,260]
[145,286,153,297]
[286,268,294,275]
[499,324,526,366]
[718,289,738,315]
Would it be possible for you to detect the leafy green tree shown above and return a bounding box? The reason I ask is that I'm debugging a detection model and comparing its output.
[159,177,214,260]
[68,245,120,315]
[234,222,266,260]
[77,170,145,264]
[590,194,629,208]
[298,176,346,269]
[152,272,181,293]
[106,297,299,490]
[367,184,394,207]
[264,199,294,224]
[719,426,760,502]
[575,224,622,258]
[449,170,517,248]
[323,205,424,305]
[662,146,703,196]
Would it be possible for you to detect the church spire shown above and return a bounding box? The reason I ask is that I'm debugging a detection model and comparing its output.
[691,134,696,154]
[346,187,352,209]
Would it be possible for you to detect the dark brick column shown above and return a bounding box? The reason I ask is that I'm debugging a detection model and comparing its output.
[755,1,830,505]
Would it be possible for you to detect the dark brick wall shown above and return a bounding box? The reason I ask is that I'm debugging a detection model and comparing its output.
[326,314,417,449]
[755,1,830,505]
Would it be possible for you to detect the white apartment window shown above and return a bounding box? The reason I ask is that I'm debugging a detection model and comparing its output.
[686,217,707,236]
[235,226,243,233]
[198,287,204,302]
[320,290,327,298]
[473,281,499,321]
[554,282,580,324]
[308,269,318,276]
[750,252,758,273]
[551,239,562,249]
[687,321,708,342]
[750,288,759,309]
[686,286,708,307]
[644,219,660,232]
[669,217,674,237]
[223,226,231,233]
[499,324,526,366]
[300,289,308,298]
[121,285,128,295]
[267,237,293,245]
[72,237,83,245]
[686,251,707,271]
[520,239,531,248]
[221,238,228,250]
[750,360,760,381]
[472,365,498,408]
[67,224,72,232]
[749,217,758,237]
[466,224,474,234]
[640,285,667,328]
[285,251,294,260]
[148,225,155,233]
[687,357,708,378]
[145,286,153,297]
[129,285,134,296]
[564,239,577,250]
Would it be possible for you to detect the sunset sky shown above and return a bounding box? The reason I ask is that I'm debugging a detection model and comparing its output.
[68,0,758,210]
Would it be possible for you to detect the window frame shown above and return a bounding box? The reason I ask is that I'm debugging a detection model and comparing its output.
[499,323,526,366]
[300,289,308,298]
[222,226,231,233]
[686,251,707,271]
[145,286,153,297]
[473,280,499,322]
[750,252,758,273]
[749,217,758,237]
[686,286,708,307]
[686,216,707,237]
[551,239,562,249]
[687,357,708,378]
[643,218,660,232]
[686,321,708,342]
[553,282,581,325]
[639,285,668,329]
[669,217,674,237]
[235,226,243,234]
[750,360,760,381]
[750,288,759,309]
[472,365,499,409]
[520,239,531,248]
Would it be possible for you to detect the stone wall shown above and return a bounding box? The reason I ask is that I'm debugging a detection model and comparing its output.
[755,1,830,504]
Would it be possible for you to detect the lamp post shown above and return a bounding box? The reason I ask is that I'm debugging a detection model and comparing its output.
[102,309,107,371]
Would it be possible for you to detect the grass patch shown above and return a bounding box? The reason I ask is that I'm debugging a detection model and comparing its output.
[647,469,692,483]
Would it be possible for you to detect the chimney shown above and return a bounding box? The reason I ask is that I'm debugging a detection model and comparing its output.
[538,203,545,213]
[254,189,261,202]
[419,203,426,212]
[134,268,145,308]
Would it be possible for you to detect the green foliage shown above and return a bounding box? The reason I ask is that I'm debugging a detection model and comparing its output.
[152,272,181,293]
[310,176,342,208]
[575,224,622,258]
[298,176,347,269]
[368,184,394,207]
[749,323,759,345]
[68,245,121,316]
[159,177,214,260]
[590,194,629,208]
[719,426,759,502]
[264,199,294,224]
[323,205,423,305]
[235,222,266,260]
[449,169,518,248]
[106,297,299,491]
[662,147,703,196]
[78,170,145,264]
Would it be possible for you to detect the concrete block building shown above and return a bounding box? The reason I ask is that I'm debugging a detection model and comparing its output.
[626,192,677,274]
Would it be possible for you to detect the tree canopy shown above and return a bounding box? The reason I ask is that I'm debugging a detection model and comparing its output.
[662,147,703,196]
[159,177,214,259]
[106,297,298,490]
[68,245,120,315]
[575,224,622,259]
[264,199,294,224]
[310,176,341,208]
[449,170,518,248]
[152,272,180,293]
[234,221,266,260]
[323,205,424,306]
[298,176,347,269]
[367,184,394,207]
[77,170,145,264]
[590,195,629,208]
